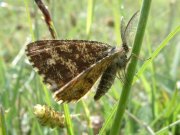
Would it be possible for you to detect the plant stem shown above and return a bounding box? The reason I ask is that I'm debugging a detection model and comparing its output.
[63,104,74,135]
[0,106,7,135]
[110,0,152,134]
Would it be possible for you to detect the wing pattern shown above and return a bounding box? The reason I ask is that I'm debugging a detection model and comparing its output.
[26,40,112,91]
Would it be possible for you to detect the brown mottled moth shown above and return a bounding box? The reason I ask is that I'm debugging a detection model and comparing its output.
[26,12,138,103]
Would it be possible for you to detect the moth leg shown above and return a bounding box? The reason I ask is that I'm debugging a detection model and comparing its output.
[117,70,125,84]
[130,53,145,61]
[122,68,127,82]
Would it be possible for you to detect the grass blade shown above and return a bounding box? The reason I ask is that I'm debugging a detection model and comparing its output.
[0,106,7,135]
[86,0,94,37]
[110,0,152,134]
[99,103,117,135]
[63,104,74,135]
[81,101,94,135]
[155,120,180,135]
[24,0,35,41]
[133,25,180,83]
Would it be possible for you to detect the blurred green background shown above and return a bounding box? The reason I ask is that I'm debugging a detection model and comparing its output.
[0,0,179,135]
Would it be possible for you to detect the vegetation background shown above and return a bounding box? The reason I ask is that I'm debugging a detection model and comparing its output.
[0,0,179,135]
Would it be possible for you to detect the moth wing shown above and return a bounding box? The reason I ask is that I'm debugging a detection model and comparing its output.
[123,11,140,48]
[26,40,111,91]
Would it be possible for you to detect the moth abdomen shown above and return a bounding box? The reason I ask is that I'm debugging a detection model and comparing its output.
[94,63,117,101]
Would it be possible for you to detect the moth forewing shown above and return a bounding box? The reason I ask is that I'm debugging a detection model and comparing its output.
[26,40,111,92]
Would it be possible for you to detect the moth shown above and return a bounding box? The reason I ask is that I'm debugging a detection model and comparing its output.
[26,12,138,103]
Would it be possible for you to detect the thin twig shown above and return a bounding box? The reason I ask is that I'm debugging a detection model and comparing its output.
[34,0,56,39]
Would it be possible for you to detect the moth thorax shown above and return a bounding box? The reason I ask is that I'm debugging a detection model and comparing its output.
[117,54,128,69]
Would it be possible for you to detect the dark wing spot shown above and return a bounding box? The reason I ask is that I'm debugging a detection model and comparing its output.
[86,77,94,84]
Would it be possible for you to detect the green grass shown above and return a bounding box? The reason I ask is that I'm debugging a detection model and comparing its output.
[110,0,152,134]
[0,106,7,135]
[0,0,180,135]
